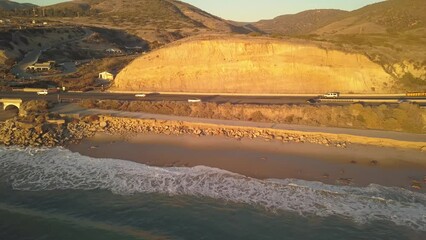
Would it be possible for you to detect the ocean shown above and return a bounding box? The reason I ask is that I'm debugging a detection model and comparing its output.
[0,146,425,240]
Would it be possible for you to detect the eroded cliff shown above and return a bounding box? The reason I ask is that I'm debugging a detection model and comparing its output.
[114,37,397,93]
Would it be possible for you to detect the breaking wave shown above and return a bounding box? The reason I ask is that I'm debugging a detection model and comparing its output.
[0,146,425,231]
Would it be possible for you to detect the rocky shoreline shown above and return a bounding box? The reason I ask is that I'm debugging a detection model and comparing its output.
[0,114,345,148]
[1,114,425,151]
[97,116,349,148]
[0,115,98,147]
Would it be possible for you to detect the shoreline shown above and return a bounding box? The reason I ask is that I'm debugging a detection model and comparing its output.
[1,110,425,191]
[67,132,426,192]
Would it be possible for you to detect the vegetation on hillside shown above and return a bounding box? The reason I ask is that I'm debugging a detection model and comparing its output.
[2,0,425,91]
[80,100,426,134]
[46,55,136,91]
[0,0,35,11]
[252,9,348,35]
[244,0,426,88]
[0,0,246,43]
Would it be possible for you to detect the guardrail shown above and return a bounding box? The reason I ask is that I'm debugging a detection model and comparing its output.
[318,99,357,103]
[12,88,46,93]
[318,98,426,104]
[108,91,409,98]
[59,98,81,103]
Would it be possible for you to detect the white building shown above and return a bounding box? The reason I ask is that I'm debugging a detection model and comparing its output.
[99,71,114,81]
[27,61,55,71]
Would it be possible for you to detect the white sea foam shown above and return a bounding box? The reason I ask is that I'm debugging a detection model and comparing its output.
[0,146,425,231]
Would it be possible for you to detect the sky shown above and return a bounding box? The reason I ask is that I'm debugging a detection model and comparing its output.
[13,0,385,22]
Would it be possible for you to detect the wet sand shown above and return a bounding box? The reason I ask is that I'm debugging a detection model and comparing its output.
[67,132,426,192]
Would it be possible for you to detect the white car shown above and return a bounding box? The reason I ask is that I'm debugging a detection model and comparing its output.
[323,92,339,98]
[37,90,48,95]
[135,94,146,97]
[188,98,202,103]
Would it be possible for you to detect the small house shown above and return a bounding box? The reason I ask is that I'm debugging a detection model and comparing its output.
[99,71,114,81]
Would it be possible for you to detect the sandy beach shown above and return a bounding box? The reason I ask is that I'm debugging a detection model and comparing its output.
[67,132,426,192]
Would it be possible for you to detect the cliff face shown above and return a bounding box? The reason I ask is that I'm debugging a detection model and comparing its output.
[114,37,396,93]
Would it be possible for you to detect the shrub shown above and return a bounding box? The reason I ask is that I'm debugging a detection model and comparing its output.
[78,100,426,133]
[250,111,265,122]
[79,99,97,108]
[21,100,50,115]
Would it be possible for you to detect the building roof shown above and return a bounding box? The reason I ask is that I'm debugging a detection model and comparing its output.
[33,63,51,67]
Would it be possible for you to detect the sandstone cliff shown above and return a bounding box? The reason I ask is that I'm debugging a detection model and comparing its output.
[114,37,396,93]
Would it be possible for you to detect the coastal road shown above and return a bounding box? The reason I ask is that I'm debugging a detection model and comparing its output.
[0,91,425,106]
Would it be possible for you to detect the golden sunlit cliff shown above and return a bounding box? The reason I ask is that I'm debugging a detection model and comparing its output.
[113,36,397,94]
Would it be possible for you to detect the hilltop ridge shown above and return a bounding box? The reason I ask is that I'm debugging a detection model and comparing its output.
[0,0,36,10]
[246,0,425,35]
[251,9,347,35]
[21,0,249,43]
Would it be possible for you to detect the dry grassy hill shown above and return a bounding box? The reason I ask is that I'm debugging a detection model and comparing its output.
[34,0,248,43]
[315,0,426,35]
[247,0,426,88]
[2,0,424,93]
[109,0,426,94]
[113,35,397,94]
[252,9,347,35]
[0,27,87,59]
[315,0,426,86]
[0,0,35,10]
[249,0,425,36]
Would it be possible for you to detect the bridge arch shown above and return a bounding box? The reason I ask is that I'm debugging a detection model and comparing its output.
[0,99,22,111]
[4,104,20,112]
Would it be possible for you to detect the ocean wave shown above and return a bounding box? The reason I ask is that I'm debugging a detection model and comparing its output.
[0,146,425,231]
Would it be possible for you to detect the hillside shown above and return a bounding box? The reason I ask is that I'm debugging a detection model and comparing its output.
[113,36,397,94]
[246,0,426,86]
[316,0,426,35]
[0,0,35,10]
[2,0,424,92]
[29,0,248,43]
[249,0,425,36]
[252,9,347,35]
[314,0,426,84]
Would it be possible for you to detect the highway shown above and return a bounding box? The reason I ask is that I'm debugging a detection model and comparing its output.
[0,91,425,106]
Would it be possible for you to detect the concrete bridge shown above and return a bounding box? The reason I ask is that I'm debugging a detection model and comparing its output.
[0,98,23,111]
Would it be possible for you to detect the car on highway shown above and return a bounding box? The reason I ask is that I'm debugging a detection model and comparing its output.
[37,90,48,95]
[135,94,146,97]
[322,92,340,98]
[188,98,202,103]
[397,99,410,104]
